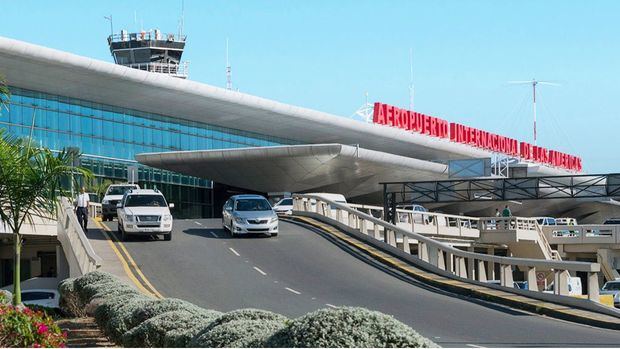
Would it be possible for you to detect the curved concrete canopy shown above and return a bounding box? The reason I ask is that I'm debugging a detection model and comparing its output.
[0,36,568,176]
[136,144,448,199]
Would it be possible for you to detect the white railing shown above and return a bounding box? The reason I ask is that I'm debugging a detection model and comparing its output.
[480,217,560,261]
[347,203,480,239]
[57,197,102,276]
[88,202,102,219]
[122,61,189,78]
[293,194,601,301]
[542,224,620,244]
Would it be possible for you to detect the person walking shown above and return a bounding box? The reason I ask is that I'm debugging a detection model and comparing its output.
[502,204,512,217]
[495,208,501,217]
[76,187,90,232]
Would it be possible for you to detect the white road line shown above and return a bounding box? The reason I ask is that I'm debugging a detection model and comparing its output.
[285,287,301,295]
[228,247,240,256]
[466,344,486,348]
[194,221,202,225]
[325,303,338,308]
[253,267,267,276]
[209,232,218,238]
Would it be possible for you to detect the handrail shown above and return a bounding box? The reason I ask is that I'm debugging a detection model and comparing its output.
[293,194,601,301]
[479,217,560,260]
[57,197,102,276]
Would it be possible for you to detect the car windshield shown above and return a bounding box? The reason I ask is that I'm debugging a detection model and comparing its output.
[235,199,271,211]
[107,186,137,196]
[278,199,293,206]
[603,282,620,291]
[125,195,166,207]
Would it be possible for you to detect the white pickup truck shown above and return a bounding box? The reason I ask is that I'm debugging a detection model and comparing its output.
[116,189,174,241]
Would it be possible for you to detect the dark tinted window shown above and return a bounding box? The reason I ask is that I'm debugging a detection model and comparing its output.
[126,195,167,207]
[107,186,138,195]
[235,199,271,211]
[280,199,293,205]
[21,292,55,301]
[603,282,620,291]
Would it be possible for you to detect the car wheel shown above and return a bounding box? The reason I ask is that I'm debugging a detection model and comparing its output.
[119,223,127,241]
[164,232,172,241]
[230,223,236,237]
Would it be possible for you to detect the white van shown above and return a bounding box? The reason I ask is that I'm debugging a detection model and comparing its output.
[544,276,583,296]
[305,193,347,205]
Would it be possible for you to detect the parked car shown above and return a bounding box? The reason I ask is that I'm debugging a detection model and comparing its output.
[543,277,583,296]
[273,197,294,215]
[555,217,578,225]
[397,204,429,224]
[222,195,278,237]
[600,280,620,307]
[603,218,620,225]
[21,289,59,308]
[535,217,557,226]
[101,183,140,221]
[116,189,174,241]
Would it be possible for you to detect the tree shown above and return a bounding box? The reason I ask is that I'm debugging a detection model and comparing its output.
[0,129,92,305]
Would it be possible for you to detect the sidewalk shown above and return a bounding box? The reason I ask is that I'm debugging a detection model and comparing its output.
[84,219,132,286]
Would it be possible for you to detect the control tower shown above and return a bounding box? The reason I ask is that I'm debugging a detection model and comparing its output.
[107,29,188,79]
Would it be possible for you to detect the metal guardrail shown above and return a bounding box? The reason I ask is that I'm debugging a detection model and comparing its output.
[108,31,186,43]
[120,62,189,78]
[293,194,601,301]
[57,197,102,276]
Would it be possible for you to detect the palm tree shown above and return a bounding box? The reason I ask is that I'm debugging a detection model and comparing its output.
[0,129,92,305]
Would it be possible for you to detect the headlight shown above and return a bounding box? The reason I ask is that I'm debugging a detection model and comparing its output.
[163,214,172,221]
[102,199,109,204]
[234,217,245,224]
[125,215,135,222]
[270,216,278,223]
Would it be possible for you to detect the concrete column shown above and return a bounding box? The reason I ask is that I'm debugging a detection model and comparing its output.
[428,245,438,267]
[588,272,600,302]
[438,251,446,270]
[418,242,428,262]
[387,230,396,247]
[487,247,495,280]
[500,264,514,287]
[527,267,538,291]
[457,257,468,278]
[360,219,367,235]
[554,270,569,296]
[446,252,453,274]
[467,246,475,280]
[477,260,487,282]
[336,209,342,223]
[373,225,381,240]
[402,234,411,254]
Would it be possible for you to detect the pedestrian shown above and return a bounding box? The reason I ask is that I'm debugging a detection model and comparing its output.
[502,204,512,217]
[495,208,501,217]
[76,187,90,232]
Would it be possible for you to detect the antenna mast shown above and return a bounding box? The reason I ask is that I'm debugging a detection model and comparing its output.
[508,78,560,146]
[226,38,232,90]
[178,0,185,38]
[409,48,414,111]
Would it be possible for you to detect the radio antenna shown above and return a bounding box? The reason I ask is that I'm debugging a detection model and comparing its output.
[178,0,185,38]
[226,38,233,90]
[409,48,415,111]
[508,79,560,145]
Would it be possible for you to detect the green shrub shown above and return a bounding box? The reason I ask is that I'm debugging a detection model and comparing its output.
[127,298,206,330]
[122,310,219,348]
[57,277,83,317]
[94,292,153,342]
[73,271,119,293]
[162,310,222,348]
[191,319,285,348]
[207,308,288,329]
[78,280,128,304]
[0,304,67,347]
[266,307,437,348]
[104,297,157,343]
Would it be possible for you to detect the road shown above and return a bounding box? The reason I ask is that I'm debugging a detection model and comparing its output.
[101,218,620,347]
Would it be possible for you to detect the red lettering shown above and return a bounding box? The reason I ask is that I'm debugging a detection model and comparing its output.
[386,105,394,126]
[393,107,401,128]
[401,110,410,130]
[373,103,386,124]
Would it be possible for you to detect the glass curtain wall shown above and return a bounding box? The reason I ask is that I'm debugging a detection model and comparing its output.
[0,87,294,218]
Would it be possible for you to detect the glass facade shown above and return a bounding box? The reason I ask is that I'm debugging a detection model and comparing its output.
[0,87,294,218]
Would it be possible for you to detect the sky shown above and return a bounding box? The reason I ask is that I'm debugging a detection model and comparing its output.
[1,0,618,172]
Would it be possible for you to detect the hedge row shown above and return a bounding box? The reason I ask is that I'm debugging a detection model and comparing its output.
[59,271,437,348]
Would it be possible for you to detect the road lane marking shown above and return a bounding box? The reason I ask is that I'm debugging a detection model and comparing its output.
[209,232,218,238]
[285,287,301,295]
[95,221,160,298]
[467,344,486,348]
[325,303,338,308]
[195,221,202,225]
[253,267,267,276]
[229,247,240,256]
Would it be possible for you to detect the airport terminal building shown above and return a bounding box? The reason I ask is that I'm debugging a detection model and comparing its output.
[0,33,583,219]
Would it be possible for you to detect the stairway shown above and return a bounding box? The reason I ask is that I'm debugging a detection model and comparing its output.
[56,317,116,348]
